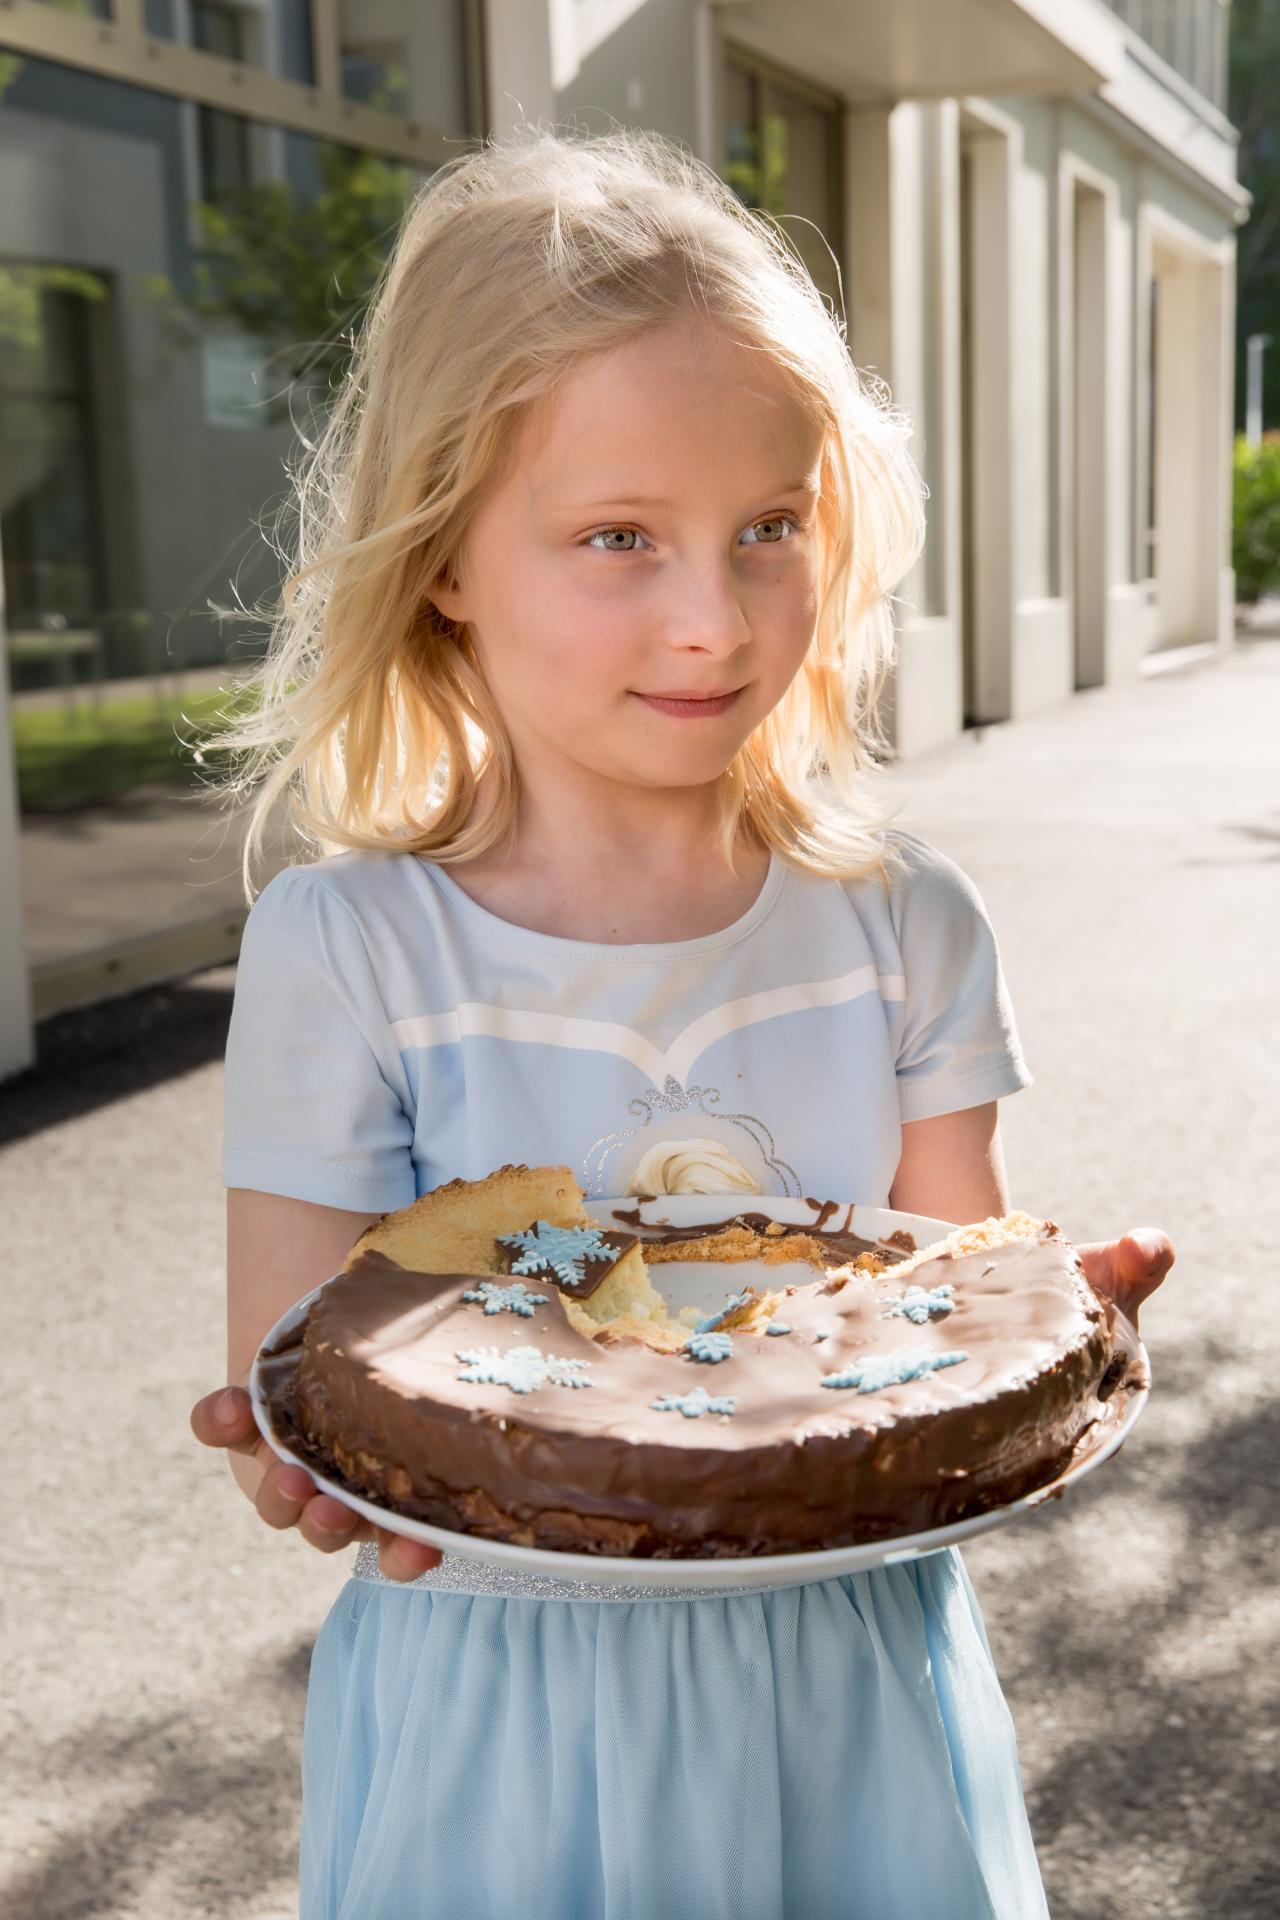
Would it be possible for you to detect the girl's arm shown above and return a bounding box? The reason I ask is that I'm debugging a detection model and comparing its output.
[188,1188,441,1579]
[887,1101,1175,1329]
[888,1101,1009,1223]
[225,1184,382,1416]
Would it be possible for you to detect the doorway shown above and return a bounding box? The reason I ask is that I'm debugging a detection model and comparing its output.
[1142,221,1231,653]
[722,47,845,317]
[957,115,1015,727]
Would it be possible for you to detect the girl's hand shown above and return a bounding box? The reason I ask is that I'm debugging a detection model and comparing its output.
[189,1385,443,1582]
[1074,1229,1175,1333]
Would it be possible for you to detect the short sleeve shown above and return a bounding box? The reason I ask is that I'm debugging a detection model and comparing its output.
[888,834,1033,1124]
[222,865,416,1211]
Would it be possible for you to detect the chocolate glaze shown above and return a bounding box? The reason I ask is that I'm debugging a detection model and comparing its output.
[260,1229,1123,1559]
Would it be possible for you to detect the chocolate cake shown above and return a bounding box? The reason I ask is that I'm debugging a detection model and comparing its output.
[256,1165,1132,1558]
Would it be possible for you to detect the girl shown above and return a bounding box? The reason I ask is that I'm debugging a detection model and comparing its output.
[191,124,1173,1919]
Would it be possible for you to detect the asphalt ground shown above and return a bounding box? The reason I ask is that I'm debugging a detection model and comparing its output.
[4,634,1277,1918]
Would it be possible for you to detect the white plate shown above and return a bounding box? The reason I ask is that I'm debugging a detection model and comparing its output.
[250,1195,1150,1590]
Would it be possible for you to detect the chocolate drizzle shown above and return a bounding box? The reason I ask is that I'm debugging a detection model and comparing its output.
[610,1204,914,1267]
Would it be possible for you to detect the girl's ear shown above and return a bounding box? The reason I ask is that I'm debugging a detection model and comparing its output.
[425,567,467,624]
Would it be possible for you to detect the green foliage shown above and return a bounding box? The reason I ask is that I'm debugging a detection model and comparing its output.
[1232,434,1280,604]
[723,113,790,218]
[0,263,108,357]
[160,142,417,388]
[0,0,98,105]
[11,688,251,814]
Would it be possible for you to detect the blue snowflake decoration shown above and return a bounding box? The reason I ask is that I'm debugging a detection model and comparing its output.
[765,1321,792,1336]
[651,1386,738,1419]
[461,1280,549,1318]
[685,1330,734,1364]
[498,1221,621,1290]
[880,1282,956,1326]
[693,1293,748,1334]
[455,1345,595,1394]
[812,1323,832,1343]
[820,1348,969,1394]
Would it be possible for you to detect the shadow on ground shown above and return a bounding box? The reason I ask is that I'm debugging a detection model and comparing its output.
[0,971,235,1147]
[1183,806,1280,866]
[986,1340,1280,1919]
[8,1636,314,1920]
[6,1343,1279,1915]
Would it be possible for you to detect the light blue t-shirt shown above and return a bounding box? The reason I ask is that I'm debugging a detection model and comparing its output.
[222,829,1032,1212]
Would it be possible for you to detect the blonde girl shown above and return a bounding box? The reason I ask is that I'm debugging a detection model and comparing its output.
[191,122,1173,1920]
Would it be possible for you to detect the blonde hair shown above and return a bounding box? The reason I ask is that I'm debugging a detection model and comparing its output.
[212,121,927,894]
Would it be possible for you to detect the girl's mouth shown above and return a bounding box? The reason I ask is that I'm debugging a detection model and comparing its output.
[632,688,743,718]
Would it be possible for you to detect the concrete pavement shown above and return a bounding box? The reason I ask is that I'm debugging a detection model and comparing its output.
[4,634,1278,1918]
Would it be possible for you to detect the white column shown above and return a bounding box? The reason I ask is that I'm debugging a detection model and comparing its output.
[692,0,718,169]
[1069,179,1110,689]
[846,107,894,383]
[1245,332,1267,449]
[484,0,557,138]
[0,526,34,1079]
[963,121,1017,723]
[935,100,964,647]
[1215,242,1238,646]
[848,103,965,757]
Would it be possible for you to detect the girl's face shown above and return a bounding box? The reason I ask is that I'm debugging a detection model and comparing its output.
[431,319,827,809]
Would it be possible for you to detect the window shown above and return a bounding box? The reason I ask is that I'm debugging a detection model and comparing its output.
[339,0,472,133]
[146,0,315,84]
[723,50,844,317]
[0,52,423,982]
[0,281,105,633]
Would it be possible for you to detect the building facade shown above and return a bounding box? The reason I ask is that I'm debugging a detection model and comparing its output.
[0,0,1248,1073]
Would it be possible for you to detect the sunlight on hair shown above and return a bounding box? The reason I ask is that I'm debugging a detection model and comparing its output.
[200,119,928,897]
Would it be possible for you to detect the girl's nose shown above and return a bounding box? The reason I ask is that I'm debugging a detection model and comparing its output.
[660,565,753,657]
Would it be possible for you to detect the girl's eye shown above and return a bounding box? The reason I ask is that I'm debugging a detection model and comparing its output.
[741,515,799,545]
[584,514,800,553]
[586,526,649,553]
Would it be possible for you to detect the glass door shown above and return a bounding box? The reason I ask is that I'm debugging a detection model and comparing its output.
[723,49,845,318]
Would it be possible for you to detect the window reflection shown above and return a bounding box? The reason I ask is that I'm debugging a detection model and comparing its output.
[723,55,842,316]
[0,282,105,633]
[342,36,411,118]
[28,0,112,17]
[339,0,471,132]
[190,1,242,59]
[0,50,426,971]
[141,0,314,85]
[197,109,252,203]
[724,62,761,211]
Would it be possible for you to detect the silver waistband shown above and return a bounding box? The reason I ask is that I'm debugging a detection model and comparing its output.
[351,1538,801,1603]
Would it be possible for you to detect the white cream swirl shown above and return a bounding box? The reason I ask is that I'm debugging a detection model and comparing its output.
[625,1137,763,1199]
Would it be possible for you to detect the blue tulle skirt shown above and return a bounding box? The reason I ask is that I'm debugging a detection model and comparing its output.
[299,1548,1047,1920]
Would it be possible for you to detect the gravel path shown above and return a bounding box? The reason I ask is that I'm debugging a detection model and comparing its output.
[4,637,1277,1918]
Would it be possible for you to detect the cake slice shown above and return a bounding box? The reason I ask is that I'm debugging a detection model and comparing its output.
[348,1163,678,1335]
